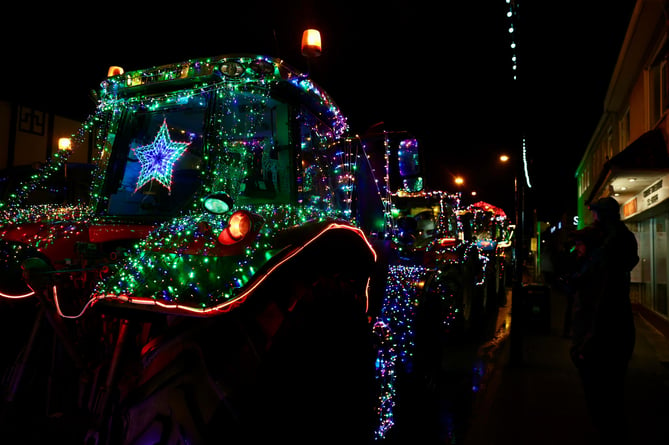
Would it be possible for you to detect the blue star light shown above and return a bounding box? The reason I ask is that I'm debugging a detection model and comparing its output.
[134,119,191,192]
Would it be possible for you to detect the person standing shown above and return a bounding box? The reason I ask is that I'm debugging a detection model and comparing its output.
[569,196,639,443]
[562,226,600,338]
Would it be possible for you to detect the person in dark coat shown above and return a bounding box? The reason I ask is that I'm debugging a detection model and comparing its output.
[569,196,639,443]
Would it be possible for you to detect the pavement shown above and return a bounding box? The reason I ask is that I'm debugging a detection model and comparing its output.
[462,281,669,445]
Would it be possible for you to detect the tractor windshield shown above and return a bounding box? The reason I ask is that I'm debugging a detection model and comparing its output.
[102,95,207,217]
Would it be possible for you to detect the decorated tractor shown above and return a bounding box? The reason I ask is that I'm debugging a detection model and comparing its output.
[461,200,514,308]
[386,190,492,334]
[0,54,512,444]
[361,130,506,339]
[357,131,515,441]
[0,55,387,444]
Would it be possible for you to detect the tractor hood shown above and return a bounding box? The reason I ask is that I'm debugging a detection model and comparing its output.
[91,204,376,317]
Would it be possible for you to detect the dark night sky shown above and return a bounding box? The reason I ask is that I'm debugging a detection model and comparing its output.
[0,1,637,223]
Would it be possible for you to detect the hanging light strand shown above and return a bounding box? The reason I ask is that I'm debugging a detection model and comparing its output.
[505,0,520,81]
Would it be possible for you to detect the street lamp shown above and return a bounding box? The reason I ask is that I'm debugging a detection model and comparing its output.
[58,137,72,180]
[58,137,72,151]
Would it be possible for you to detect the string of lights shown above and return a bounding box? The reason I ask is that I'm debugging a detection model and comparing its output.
[505,0,532,190]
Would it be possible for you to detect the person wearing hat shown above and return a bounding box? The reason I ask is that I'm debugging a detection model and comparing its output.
[569,196,639,443]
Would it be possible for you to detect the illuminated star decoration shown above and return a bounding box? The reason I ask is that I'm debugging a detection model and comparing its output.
[134,119,191,192]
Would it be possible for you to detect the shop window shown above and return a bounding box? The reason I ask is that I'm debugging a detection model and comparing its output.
[648,56,669,126]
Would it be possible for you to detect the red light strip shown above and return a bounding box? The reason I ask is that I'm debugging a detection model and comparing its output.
[53,285,96,319]
[0,289,35,299]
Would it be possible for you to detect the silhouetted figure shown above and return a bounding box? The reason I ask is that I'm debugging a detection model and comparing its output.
[569,196,639,443]
[561,228,599,337]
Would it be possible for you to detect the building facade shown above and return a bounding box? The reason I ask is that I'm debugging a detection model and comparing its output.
[576,0,669,334]
[0,100,93,201]
[0,100,89,170]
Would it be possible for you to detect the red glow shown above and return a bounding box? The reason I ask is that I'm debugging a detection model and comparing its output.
[89,224,154,243]
[218,211,252,245]
[439,237,457,247]
[229,212,251,239]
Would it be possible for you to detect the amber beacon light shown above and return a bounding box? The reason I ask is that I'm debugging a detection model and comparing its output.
[301,29,322,58]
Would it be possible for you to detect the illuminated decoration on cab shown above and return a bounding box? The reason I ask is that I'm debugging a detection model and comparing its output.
[133,119,191,192]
